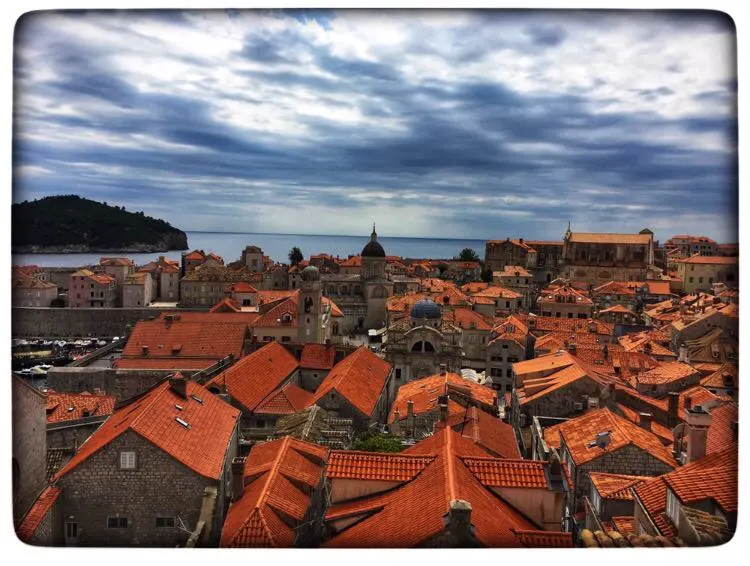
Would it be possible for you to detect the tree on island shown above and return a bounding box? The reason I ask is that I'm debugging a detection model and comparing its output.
[288,246,304,266]
[456,248,480,262]
[351,431,403,453]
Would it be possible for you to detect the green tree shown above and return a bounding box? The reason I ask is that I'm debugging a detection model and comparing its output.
[352,432,403,453]
[288,246,303,266]
[457,248,480,262]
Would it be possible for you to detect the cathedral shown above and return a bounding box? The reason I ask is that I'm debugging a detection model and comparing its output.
[321,225,394,333]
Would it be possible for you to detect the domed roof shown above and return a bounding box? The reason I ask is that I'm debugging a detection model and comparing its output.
[301,265,320,281]
[411,299,441,319]
[361,224,386,258]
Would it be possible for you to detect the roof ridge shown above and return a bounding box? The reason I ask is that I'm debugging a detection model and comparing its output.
[444,429,457,503]
[255,436,292,511]
[126,379,172,432]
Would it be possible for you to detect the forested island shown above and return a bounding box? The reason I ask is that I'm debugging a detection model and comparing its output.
[12,195,189,253]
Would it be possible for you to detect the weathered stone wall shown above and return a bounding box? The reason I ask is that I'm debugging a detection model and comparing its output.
[46,367,183,402]
[47,419,108,450]
[12,307,162,337]
[56,430,220,547]
[12,377,47,526]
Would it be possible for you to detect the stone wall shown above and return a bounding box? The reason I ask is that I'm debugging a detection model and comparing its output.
[12,377,47,526]
[56,430,224,547]
[25,494,63,546]
[46,367,181,402]
[12,307,162,338]
[47,418,108,451]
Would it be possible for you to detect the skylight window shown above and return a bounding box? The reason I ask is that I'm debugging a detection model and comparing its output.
[175,417,190,429]
[175,404,184,411]
[190,394,204,404]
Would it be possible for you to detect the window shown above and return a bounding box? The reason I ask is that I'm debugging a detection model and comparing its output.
[107,517,128,529]
[156,517,175,528]
[281,336,291,343]
[689,277,694,283]
[120,451,136,469]
[698,277,703,284]
[505,301,510,308]
[257,419,266,428]
[65,522,78,538]
[666,489,680,527]
[395,368,402,380]
[591,487,602,514]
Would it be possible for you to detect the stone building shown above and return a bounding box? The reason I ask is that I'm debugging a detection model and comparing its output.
[321,225,394,333]
[181,250,224,277]
[664,235,718,257]
[48,375,240,547]
[137,256,180,302]
[12,376,47,527]
[310,346,393,431]
[323,427,572,547]
[100,258,135,306]
[67,269,118,308]
[561,226,655,284]
[583,472,651,534]
[122,272,153,308]
[537,285,595,319]
[239,245,264,272]
[383,299,463,384]
[180,265,259,307]
[484,238,563,284]
[492,265,533,304]
[220,436,328,547]
[442,308,493,370]
[676,255,738,294]
[12,275,58,307]
[548,408,678,528]
[45,390,116,450]
[486,315,535,393]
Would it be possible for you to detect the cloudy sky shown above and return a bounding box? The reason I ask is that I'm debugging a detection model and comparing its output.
[13,9,737,241]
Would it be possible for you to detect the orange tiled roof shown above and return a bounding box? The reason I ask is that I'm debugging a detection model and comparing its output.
[589,472,650,500]
[185,250,206,261]
[299,343,336,370]
[461,282,490,294]
[495,265,533,278]
[312,347,391,417]
[569,232,652,245]
[706,402,738,455]
[514,530,573,548]
[254,382,314,416]
[389,372,497,423]
[592,281,637,296]
[230,282,259,293]
[462,457,549,489]
[324,428,536,548]
[340,255,362,268]
[474,285,523,300]
[55,377,240,481]
[206,342,299,413]
[678,255,738,265]
[45,391,115,424]
[117,318,249,370]
[100,257,133,267]
[221,436,328,547]
[16,486,61,543]
[636,361,699,386]
[558,408,677,468]
[210,297,243,313]
[516,360,590,405]
[538,285,593,306]
[610,516,636,535]
[700,363,737,391]
[448,406,521,459]
[443,307,493,331]
[599,304,634,314]
[327,451,435,482]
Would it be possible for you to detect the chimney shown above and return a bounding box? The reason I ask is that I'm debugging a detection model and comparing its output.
[686,406,712,464]
[440,363,447,375]
[678,343,689,363]
[391,410,401,436]
[168,373,188,399]
[638,412,653,432]
[602,343,609,360]
[665,391,681,426]
[446,500,474,547]
[440,403,449,422]
[548,447,563,481]
[684,396,692,411]
[141,345,149,356]
[588,320,597,333]
[231,457,247,502]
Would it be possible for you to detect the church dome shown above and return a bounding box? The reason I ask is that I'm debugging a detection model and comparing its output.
[361,224,386,258]
[301,265,320,281]
[411,299,441,320]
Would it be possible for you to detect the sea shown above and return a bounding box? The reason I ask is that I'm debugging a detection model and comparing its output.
[13,231,490,268]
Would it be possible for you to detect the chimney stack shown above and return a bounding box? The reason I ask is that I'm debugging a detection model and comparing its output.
[440,403,449,422]
[678,343,689,364]
[667,391,680,427]
[231,457,247,502]
[686,406,712,464]
[638,412,653,432]
[392,410,401,436]
[446,500,474,547]
[440,363,447,375]
[168,373,188,399]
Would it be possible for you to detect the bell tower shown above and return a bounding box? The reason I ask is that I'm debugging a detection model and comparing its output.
[297,265,324,343]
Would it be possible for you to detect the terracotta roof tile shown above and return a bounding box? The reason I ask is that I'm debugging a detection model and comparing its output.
[206,342,299,413]
[299,343,337,370]
[611,516,636,535]
[312,347,391,417]
[254,382,314,416]
[16,486,61,543]
[443,307,493,331]
[559,408,678,468]
[389,372,497,423]
[327,451,435,481]
[678,255,738,265]
[636,361,700,386]
[589,472,650,500]
[55,378,240,481]
[448,406,521,459]
[45,391,115,424]
[514,530,573,548]
[221,436,327,547]
[462,457,549,489]
[569,233,652,245]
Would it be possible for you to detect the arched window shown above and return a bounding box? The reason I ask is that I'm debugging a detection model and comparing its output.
[423,341,435,352]
[411,341,423,352]
[304,297,313,313]
[372,286,386,299]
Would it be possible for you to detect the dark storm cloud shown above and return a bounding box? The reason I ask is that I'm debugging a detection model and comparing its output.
[12,9,738,240]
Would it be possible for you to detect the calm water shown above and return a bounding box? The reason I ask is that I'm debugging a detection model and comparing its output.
[13,231,488,268]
